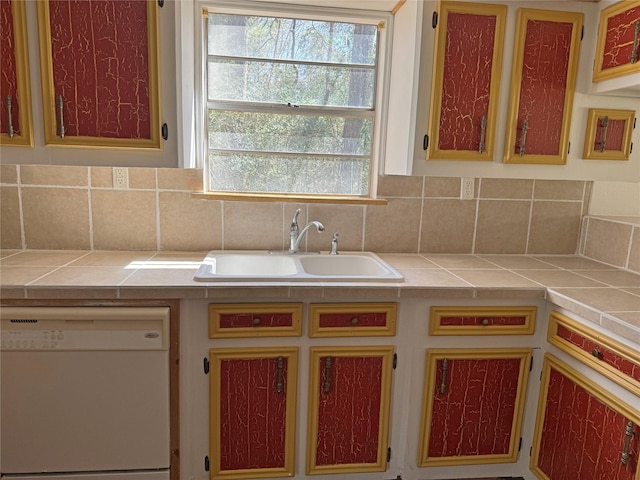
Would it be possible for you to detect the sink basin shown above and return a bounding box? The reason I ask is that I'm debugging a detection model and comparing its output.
[194,251,404,282]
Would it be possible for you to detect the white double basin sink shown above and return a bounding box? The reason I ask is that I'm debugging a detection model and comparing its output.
[194,251,404,283]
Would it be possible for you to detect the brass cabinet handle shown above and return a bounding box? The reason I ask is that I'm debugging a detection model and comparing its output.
[481,318,490,326]
[5,95,14,138]
[439,358,449,394]
[631,20,639,64]
[350,316,359,325]
[252,317,261,326]
[591,348,603,360]
[622,420,635,466]
[599,116,609,152]
[323,356,332,394]
[518,119,528,156]
[276,356,284,393]
[56,95,65,139]
[478,115,487,153]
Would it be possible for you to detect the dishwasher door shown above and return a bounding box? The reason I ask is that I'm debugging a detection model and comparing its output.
[0,307,171,476]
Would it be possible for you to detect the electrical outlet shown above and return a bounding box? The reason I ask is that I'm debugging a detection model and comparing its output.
[113,167,128,189]
[461,177,474,200]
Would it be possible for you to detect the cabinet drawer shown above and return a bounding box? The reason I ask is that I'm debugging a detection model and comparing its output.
[548,311,640,396]
[429,306,536,335]
[208,303,302,338]
[308,303,397,337]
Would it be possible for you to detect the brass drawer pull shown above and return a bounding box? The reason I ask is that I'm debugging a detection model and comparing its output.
[5,95,14,138]
[252,317,261,326]
[56,95,65,139]
[323,357,332,393]
[622,420,635,466]
[481,318,490,326]
[440,358,449,394]
[350,316,359,325]
[478,115,487,153]
[591,348,603,360]
[276,356,284,393]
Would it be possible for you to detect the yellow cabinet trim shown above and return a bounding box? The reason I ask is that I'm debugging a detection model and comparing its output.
[429,305,536,336]
[308,302,397,338]
[548,310,640,397]
[418,348,532,467]
[208,303,303,338]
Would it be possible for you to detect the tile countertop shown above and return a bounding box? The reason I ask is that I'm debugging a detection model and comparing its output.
[0,250,639,344]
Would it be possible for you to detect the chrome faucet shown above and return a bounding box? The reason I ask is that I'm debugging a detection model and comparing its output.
[289,208,324,253]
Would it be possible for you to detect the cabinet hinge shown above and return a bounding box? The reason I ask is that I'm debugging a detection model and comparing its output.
[432,11,438,28]
[529,356,533,372]
[567,141,571,154]
[204,455,210,471]
[203,357,210,374]
[393,353,398,369]
[162,123,169,141]
[387,447,392,462]
[581,25,584,41]
[158,0,164,7]
[518,437,523,452]
[633,117,636,129]
[530,446,533,457]
[631,142,634,154]
[423,134,429,150]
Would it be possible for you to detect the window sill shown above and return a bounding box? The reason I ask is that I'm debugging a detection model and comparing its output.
[191,192,388,205]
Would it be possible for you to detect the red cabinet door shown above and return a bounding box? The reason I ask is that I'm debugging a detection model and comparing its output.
[306,346,394,475]
[36,0,161,148]
[209,347,298,480]
[419,349,532,466]
[593,0,640,82]
[426,2,506,161]
[504,9,582,165]
[0,0,32,146]
[532,354,640,480]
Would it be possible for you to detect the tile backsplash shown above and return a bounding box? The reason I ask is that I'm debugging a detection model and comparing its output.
[1,164,592,255]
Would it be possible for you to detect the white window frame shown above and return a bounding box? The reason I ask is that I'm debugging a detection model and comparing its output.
[194,0,394,200]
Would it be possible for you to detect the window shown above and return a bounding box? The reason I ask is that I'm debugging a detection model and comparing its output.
[202,4,389,199]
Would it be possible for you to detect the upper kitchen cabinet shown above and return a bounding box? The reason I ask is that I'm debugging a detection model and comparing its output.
[504,8,583,165]
[0,0,33,146]
[593,0,640,83]
[36,0,161,149]
[426,2,506,161]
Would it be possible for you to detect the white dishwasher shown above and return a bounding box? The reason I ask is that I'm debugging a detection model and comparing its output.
[0,306,171,480]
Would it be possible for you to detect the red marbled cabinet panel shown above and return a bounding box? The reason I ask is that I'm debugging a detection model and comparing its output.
[538,368,639,480]
[0,0,20,135]
[557,325,640,382]
[515,20,574,156]
[219,357,288,471]
[428,358,520,457]
[219,312,293,329]
[602,6,640,71]
[318,312,387,328]
[438,12,496,151]
[593,117,626,152]
[439,315,526,327]
[48,0,151,139]
[316,356,383,466]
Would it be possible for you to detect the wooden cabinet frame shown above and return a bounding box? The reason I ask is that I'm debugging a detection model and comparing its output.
[593,0,640,83]
[426,1,506,161]
[583,108,635,160]
[36,0,161,148]
[0,0,33,146]
[503,8,583,165]
[306,345,394,475]
[531,354,640,480]
[308,302,397,337]
[418,348,532,467]
[429,305,536,336]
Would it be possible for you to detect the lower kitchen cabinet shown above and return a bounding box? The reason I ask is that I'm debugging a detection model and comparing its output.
[306,346,395,475]
[418,348,532,467]
[208,347,298,480]
[531,354,640,480]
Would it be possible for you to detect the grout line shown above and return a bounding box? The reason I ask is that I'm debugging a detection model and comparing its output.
[87,168,94,250]
[16,165,25,249]
[155,169,161,251]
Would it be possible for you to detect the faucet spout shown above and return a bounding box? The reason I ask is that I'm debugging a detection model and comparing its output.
[289,220,324,253]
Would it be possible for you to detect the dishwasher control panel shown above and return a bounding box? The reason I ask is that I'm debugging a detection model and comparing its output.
[1,328,164,350]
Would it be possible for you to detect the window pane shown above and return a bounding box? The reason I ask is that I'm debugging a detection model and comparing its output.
[207,59,375,108]
[209,153,370,196]
[208,110,372,156]
[207,14,378,66]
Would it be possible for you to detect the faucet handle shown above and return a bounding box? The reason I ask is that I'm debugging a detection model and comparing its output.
[291,208,301,229]
[330,233,339,255]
